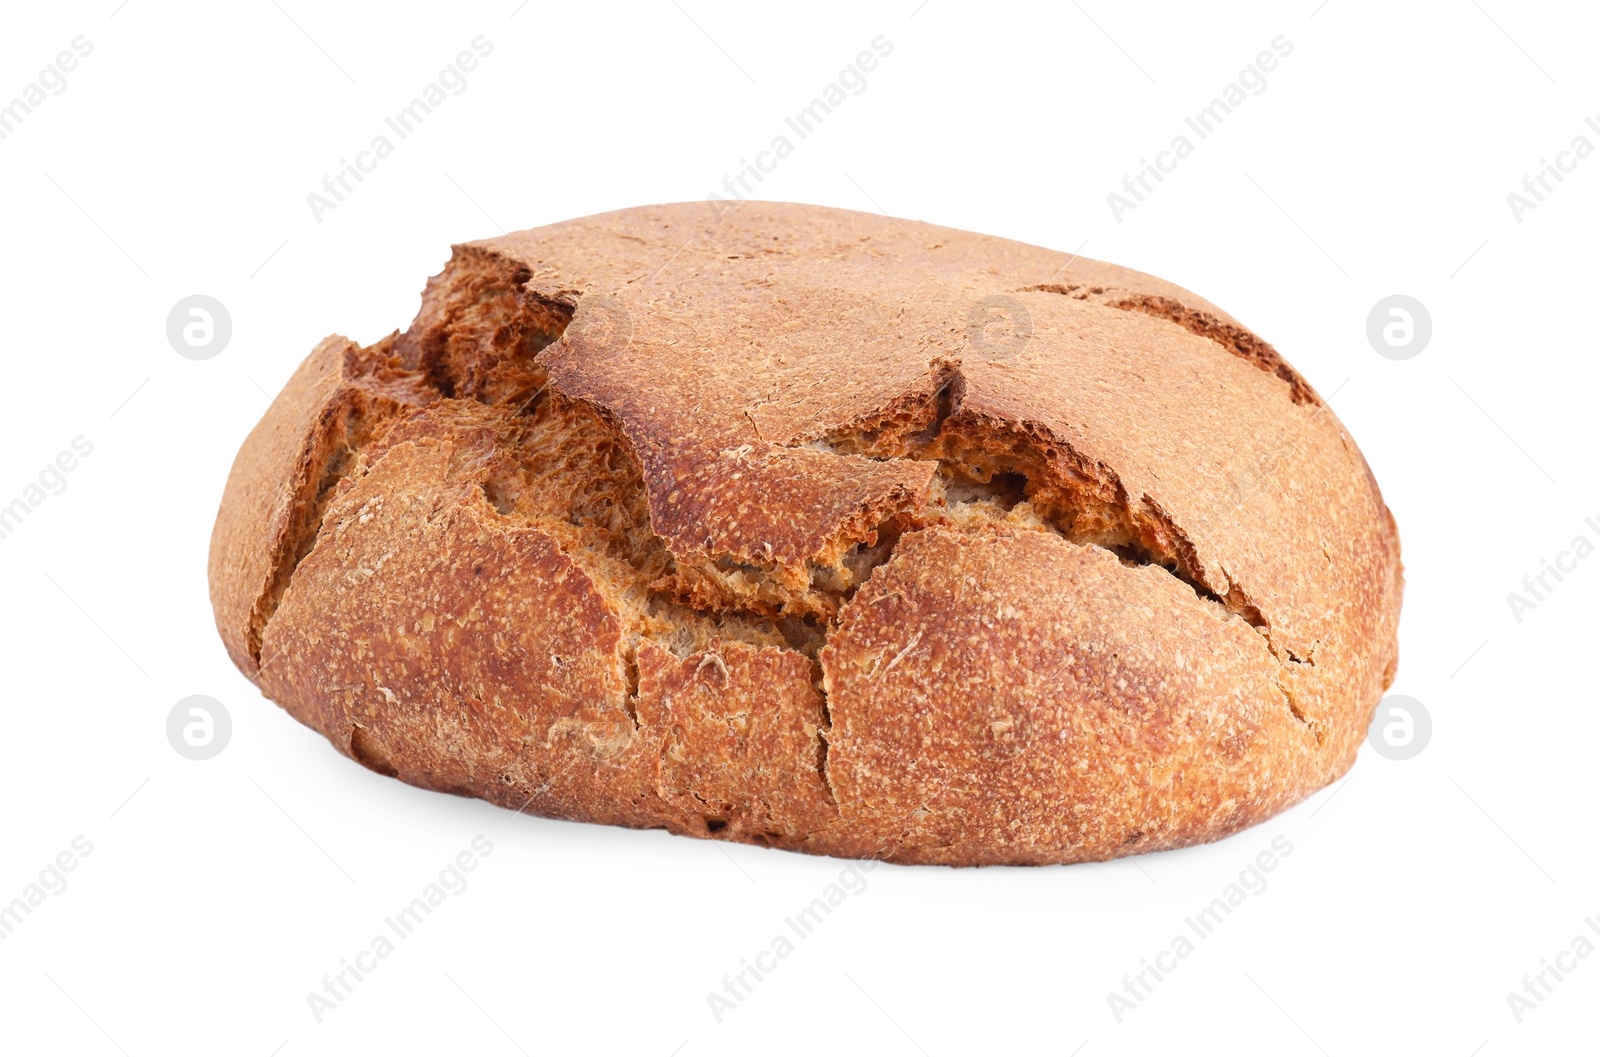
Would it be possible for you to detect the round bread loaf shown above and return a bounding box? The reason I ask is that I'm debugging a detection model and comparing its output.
[209,202,1402,866]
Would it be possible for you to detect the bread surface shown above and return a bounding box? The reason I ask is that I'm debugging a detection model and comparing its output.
[209,201,1402,865]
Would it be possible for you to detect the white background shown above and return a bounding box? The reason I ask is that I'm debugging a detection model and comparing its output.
[1,1,1595,1054]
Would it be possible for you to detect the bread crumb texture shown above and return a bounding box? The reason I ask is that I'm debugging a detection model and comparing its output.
[208,202,1402,865]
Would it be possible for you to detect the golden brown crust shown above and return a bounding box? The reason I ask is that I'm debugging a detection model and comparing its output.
[209,201,1402,865]
[821,526,1317,865]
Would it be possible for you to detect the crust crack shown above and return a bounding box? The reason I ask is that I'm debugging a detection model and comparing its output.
[791,360,1313,715]
[1017,284,1319,406]
[250,359,423,670]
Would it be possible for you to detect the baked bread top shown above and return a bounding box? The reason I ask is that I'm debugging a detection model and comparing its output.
[209,201,1401,865]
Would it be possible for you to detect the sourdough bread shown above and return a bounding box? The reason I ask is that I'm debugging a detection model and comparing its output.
[208,202,1402,865]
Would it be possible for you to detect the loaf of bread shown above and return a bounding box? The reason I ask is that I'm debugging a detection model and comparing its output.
[209,202,1402,865]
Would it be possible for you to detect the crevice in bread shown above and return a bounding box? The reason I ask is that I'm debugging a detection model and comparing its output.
[249,400,367,665]
[349,724,399,777]
[1018,283,1318,405]
[397,246,574,406]
[247,340,436,670]
[795,366,1319,678]
[1277,680,1322,742]
[792,359,964,461]
[814,715,836,806]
